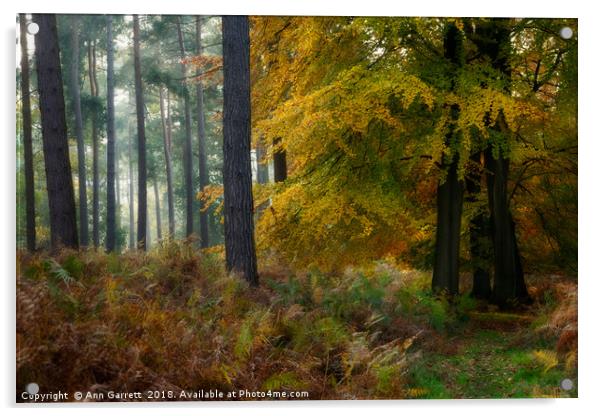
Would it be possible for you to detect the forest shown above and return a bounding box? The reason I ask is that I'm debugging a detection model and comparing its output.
[16,14,577,400]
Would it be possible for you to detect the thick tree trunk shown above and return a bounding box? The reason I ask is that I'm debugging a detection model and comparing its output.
[19,14,36,251]
[196,16,210,248]
[153,177,162,241]
[159,87,175,238]
[176,17,195,238]
[106,15,117,252]
[128,123,135,250]
[88,41,100,247]
[69,16,89,247]
[273,137,287,182]
[33,13,79,250]
[432,159,464,295]
[222,15,258,286]
[133,15,147,250]
[474,20,530,306]
[486,148,530,305]
[432,24,464,295]
[467,151,491,299]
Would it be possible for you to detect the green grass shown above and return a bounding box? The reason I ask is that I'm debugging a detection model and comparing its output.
[407,329,577,399]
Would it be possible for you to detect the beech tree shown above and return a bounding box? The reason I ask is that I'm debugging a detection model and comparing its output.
[222,15,258,285]
[432,24,465,295]
[472,20,530,306]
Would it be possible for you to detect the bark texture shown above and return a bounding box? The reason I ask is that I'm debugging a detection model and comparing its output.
[106,15,117,252]
[19,14,36,251]
[176,17,195,238]
[222,15,258,285]
[159,87,175,238]
[133,15,147,250]
[196,16,210,248]
[432,24,464,295]
[33,13,79,250]
[69,16,89,246]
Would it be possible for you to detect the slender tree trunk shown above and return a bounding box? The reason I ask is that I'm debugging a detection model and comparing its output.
[176,17,195,238]
[255,141,270,219]
[146,206,151,249]
[273,137,287,182]
[69,16,89,247]
[432,24,465,295]
[115,141,121,250]
[33,13,79,250]
[467,151,491,299]
[222,15,258,285]
[133,14,147,250]
[19,14,36,251]
[105,15,117,252]
[159,87,175,238]
[196,16,210,248]
[88,40,100,247]
[256,142,269,185]
[153,177,162,241]
[128,123,135,250]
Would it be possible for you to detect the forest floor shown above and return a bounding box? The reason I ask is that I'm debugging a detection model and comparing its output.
[16,242,577,401]
[407,318,576,398]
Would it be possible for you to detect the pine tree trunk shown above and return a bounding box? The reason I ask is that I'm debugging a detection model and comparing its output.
[255,142,270,219]
[33,13,79,250]
[115,140,121,250]
[146,206,151,249]
[105,15,117,252]
[256,142,269,185]
[88,41,100,248]
[128,123,135,250]
[432,24,464,295]
[176,17,195,238]
[133,14,147,250]
[69,16,89,247]
[159,87,175,238]
[273,137,287,182]
[222,15,258,285]
[196,16,210,248]
[153,177,162,241]
[19,14,36,251]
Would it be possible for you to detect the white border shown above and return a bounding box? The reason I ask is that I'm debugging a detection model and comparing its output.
[2,1,599,416]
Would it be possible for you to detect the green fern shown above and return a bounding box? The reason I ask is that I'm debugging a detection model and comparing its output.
[44,259,78,286]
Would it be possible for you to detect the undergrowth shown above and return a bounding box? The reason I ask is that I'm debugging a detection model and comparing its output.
[16,244,577,401]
